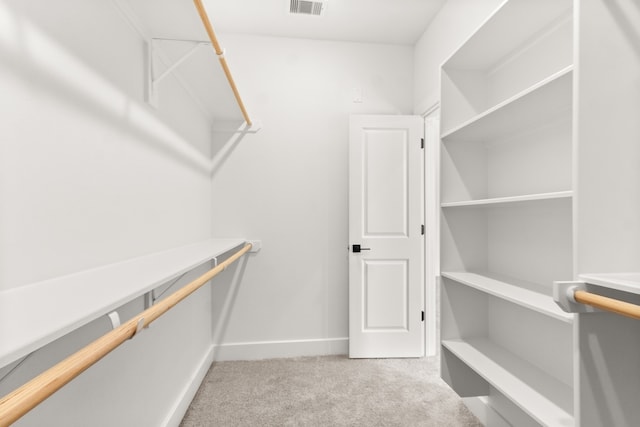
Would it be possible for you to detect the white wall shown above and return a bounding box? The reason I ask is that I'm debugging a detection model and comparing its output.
[413,0,505,114]
[0,0,218,425]
[0,0,214,289]
[207,34,414,360]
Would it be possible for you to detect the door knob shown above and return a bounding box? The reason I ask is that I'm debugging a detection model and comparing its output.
[352,244,371,253]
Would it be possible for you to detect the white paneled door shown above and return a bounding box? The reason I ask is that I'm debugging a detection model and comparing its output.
[349,115,424,358]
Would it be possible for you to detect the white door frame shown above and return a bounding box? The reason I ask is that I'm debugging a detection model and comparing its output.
[423,103,440,357]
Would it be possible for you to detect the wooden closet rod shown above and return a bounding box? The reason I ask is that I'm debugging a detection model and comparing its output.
[0,243,252,427]
[193,0,252,126]
[574,289,640,320]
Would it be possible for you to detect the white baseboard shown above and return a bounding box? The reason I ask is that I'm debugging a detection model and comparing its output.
[212,337,349,361]
[162,345,215,427]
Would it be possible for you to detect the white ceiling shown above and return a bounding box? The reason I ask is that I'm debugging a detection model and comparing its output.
[125,0,446,45]
[205,0,446,45]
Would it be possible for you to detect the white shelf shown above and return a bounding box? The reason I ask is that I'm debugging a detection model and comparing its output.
[442,338,574,427]
[442,66,572,140]
[441,190,572,208]
[442,271,573,323]
[579,273,640,295]
[114,0,248,124]
[444,0,572,70]
[0,238,246,367]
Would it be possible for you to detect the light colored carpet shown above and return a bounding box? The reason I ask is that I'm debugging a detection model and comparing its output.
[180,355,482,426]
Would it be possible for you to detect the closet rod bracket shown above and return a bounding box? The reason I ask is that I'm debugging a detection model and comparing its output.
[248,240,262,253]
[107,311,121,329]
[553,280,598,314]
[129,318,145,339]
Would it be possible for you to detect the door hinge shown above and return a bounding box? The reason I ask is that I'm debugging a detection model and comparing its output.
[420,138,424,149]
[421,311,425,322]
[421,224,425,235]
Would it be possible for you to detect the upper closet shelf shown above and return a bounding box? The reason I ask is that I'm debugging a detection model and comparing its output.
[0,238,246,368]
[115,0,259,131]
[443,0,572,70]
[441,67,572,140]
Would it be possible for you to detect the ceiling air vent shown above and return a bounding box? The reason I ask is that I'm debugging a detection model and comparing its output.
[289,0,326,16]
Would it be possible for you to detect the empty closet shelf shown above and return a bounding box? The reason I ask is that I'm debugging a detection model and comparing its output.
[441,191,572,208]
[441,67,572,141]
[442,338,574,427]
[0,238,246,368]
[441,271,573,322]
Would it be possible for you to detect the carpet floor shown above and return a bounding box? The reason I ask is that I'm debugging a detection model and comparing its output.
[180,355,482,426]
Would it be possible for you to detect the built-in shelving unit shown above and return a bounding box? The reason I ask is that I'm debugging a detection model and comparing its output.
[439,0,575,424]
[0,239,246,368]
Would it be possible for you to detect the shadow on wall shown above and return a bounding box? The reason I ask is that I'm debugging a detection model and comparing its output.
[580,312,640,427]
[210,120,252,180]
[210,252,252,360]
[0,2,213,173]
[602,0,640,58]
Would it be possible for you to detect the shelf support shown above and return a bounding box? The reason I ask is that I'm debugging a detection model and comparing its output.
[154,42,207,86]
[147,38,208,108]
[143,291,154,310]
[145,38,261,133]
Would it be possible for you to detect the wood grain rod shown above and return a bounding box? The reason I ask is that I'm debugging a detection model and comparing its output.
[0,243,252,427]
[574,289,640,320]
[193,0,252,126]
